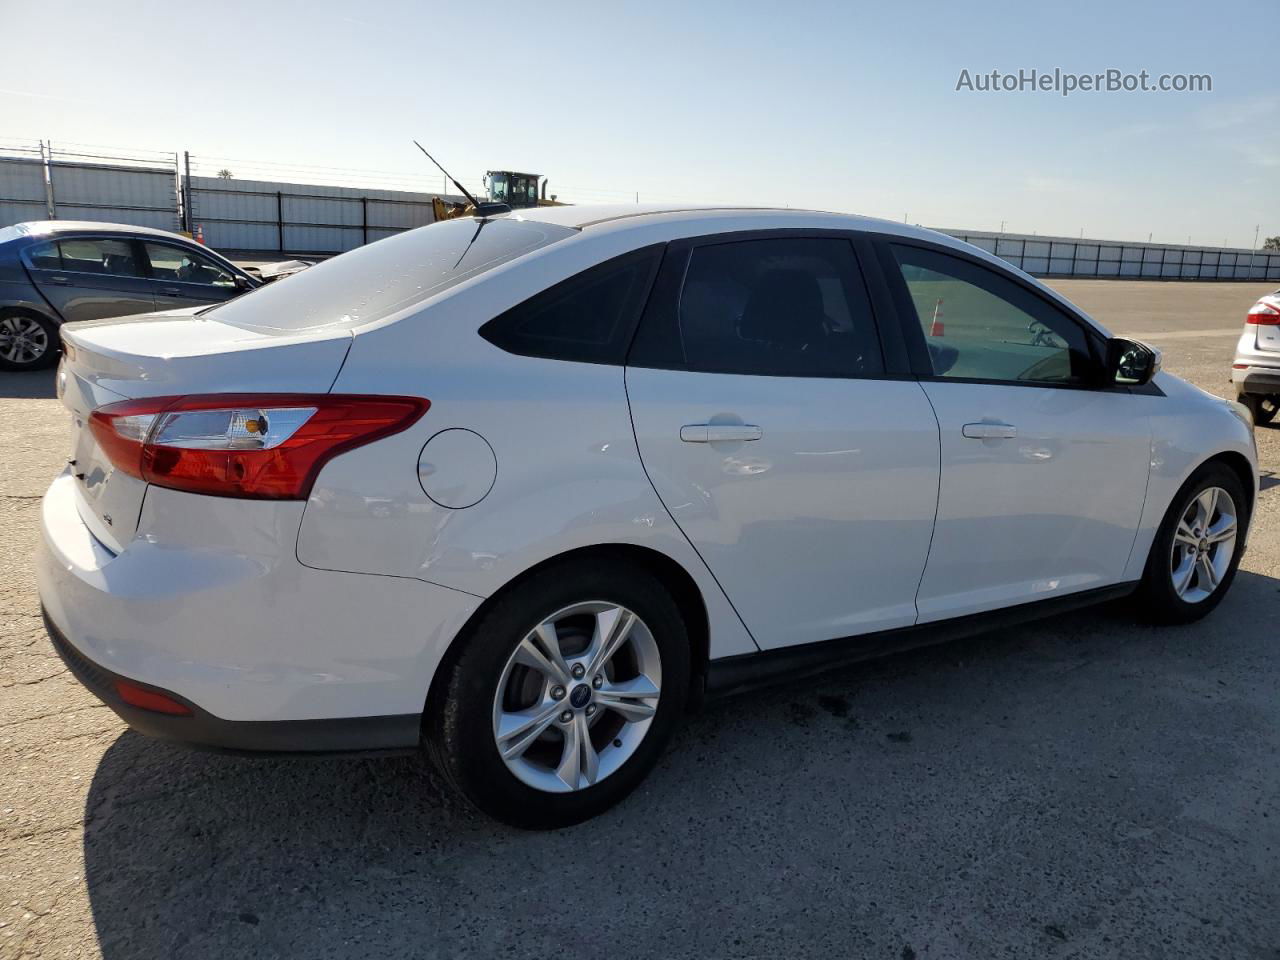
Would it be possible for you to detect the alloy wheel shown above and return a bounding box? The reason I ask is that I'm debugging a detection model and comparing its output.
[1169,486,1237,603]
[492,601,662,793]
[0,315,50,365]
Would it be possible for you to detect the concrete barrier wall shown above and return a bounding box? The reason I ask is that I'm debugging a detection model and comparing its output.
[944,229,1280,282]
[186,176,450,253]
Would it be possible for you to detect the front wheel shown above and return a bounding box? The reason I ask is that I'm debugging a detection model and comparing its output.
[426,557,691,828]
[1136,463,1248,624]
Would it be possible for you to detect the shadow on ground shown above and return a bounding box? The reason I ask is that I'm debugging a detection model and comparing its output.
[81,572,1280,958]
[0,368,57,400]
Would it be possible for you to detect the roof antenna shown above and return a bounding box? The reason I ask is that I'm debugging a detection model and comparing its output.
[412,141,510,218]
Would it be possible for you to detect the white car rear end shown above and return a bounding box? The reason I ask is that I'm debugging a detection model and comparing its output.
[42,309,482,749]
[1232,289,1280,425]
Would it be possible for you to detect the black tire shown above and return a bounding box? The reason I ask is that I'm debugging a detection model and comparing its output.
[1135,462,1249,625]
[426,556,691,829]
[0,310,59,371]
[1240,394,1278,427]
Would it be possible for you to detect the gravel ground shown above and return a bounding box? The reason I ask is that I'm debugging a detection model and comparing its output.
[1,280,1277,960]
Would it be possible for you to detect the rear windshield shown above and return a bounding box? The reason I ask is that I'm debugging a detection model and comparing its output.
[208,217,575,333]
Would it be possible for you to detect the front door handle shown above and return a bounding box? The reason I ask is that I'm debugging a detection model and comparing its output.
[962,422,1017,439]
[680,423,763,443]
[46,275,71,286]
[160,287,183,296]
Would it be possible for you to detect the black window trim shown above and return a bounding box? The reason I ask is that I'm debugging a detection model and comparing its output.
[624,227,913,381]
[866,232,1142,394]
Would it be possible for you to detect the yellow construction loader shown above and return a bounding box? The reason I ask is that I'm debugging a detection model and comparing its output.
[431,170,563,221]
[416,143,564,221]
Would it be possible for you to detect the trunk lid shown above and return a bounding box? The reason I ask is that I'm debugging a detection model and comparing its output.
[58,308,352,552]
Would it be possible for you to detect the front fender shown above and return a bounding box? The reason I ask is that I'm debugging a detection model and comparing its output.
[1121,373,1259,581]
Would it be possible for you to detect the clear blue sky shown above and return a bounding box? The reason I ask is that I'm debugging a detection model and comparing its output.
[2,0,1276,246]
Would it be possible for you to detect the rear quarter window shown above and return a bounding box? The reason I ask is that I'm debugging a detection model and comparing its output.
[479,245,663,365]
[207,217,576,333]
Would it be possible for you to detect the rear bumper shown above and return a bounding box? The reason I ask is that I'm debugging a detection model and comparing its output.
[37,470,482,751]
[43,609,418,754]
[1232,363,1280,396]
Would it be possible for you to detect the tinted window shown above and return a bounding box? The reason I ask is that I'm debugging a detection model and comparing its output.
[144,242,236,287]
[633,237,882,378]
[27,241,61,270]
[480,246,661,364]
[891,244,1095,384]
[208,217,574,334]
[54,238,141,277]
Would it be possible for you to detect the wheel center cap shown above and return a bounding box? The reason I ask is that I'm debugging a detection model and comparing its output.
[569,684,592,709]
[1198,538,1209,554]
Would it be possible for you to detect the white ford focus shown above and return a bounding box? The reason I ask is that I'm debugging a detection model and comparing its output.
[38,206,1257,827]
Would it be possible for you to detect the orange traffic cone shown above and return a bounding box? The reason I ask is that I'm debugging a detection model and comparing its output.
[929,299,945,336]
[195,223,205,244]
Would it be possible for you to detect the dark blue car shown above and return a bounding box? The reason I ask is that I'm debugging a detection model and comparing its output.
[0,221,259,370]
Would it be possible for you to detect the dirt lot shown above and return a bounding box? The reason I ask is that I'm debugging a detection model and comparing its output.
[1,281,1277,959]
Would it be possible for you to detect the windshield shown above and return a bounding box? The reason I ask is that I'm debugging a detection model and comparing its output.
[489,174,509,202]
[207,217,574,333]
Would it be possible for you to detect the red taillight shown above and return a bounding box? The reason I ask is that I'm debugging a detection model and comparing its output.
[1246,301,1280,325]
[114,679,192,715]
[89,394,428,500]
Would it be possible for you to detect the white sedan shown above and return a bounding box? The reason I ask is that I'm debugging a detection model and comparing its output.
[1232,288,1280,426]
[38,205,1257,827]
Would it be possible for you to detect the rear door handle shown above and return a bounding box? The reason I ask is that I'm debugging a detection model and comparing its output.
[46,275,71,286]
[680,423,763,443]
[962,422,1017,439]
[160,287,183,296]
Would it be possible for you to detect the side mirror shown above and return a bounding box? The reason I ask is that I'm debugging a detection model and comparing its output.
[1105,337,1161,386]
[234,274,255,291]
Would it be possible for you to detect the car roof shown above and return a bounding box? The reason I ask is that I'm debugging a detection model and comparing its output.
[506,203,957,243]
[6,220,195,242]
[498,204,1110,335]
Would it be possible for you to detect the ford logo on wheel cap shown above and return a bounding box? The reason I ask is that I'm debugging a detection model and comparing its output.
[569,684,592,709]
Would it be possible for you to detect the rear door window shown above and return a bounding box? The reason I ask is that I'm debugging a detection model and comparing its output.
[630,236,884,378]
[50,238,141,277]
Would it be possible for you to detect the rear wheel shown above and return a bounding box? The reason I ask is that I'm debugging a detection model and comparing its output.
[1241,394,1278,426]
[426,557,690,828]
[0,311,58,371]
[1136,463,1248,624]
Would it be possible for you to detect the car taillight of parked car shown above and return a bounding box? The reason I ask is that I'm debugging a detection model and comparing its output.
[88,394,429,499]
[1246,301,1280,325]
